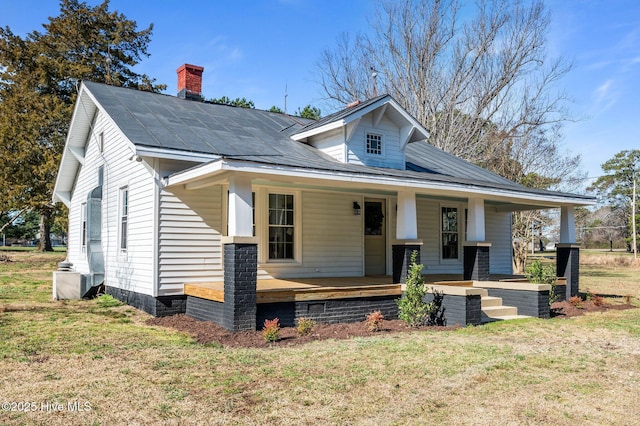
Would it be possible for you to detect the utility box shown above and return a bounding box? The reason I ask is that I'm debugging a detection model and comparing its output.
[53,271,83,300]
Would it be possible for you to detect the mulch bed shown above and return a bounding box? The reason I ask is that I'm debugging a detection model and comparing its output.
[551,299,635,318]
[146,315,459,348]
[146,301,635,348]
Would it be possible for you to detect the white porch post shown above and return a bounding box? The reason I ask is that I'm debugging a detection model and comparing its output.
[464,197,491,281]
[396,190,418,240]
[559,205,576,243]
[227,175,253,237]
[223,174,258,331]
[392,190,422,283]
[466,197,486,242]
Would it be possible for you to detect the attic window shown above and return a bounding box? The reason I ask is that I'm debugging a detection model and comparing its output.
[366,133,382,155]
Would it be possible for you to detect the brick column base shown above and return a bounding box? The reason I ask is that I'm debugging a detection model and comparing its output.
[392,241,423,283]
[222,237,258,331]
[463,243,491,281]
[556,243,580,300]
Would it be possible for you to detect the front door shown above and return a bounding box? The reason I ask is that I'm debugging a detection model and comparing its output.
[364,199,386,275]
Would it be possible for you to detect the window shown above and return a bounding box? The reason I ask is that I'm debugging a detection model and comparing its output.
[81,203,87,256]
[441,207,459,260]
[268,193,294,260]
[98,132,104,153]
[119,187,128,252]
[366,132,382,155]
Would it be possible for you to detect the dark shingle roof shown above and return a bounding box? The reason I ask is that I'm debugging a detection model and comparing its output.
[83,81,592,202]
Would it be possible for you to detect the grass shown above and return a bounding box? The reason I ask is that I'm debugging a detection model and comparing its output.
[1,251,639,424]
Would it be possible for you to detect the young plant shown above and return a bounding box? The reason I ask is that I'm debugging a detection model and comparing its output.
[365,311,385,332]
[296,317,315,336]
[262,318,281,343]
[569,295,583,309]
[526,260,558,306]
[425,288,446,326]
[96,294,122,308]
[397,251,428,327]
[591,295,605,307]
[624,294,633,304]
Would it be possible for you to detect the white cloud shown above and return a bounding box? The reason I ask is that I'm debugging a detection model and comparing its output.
[592,79,617,114]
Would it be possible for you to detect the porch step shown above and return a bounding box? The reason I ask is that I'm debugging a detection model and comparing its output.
[482,305,518,317]
[482,314,532,323]
[481,296,503,308]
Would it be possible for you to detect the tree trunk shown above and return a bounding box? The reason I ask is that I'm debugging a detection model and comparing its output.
[38,208,53,252]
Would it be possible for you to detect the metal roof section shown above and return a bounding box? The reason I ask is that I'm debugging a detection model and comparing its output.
[55,81,596,209]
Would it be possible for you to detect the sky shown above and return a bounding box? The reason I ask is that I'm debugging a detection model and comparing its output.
[2,0,639,190]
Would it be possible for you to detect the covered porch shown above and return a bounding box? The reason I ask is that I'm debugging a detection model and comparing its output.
[183,273,563,327]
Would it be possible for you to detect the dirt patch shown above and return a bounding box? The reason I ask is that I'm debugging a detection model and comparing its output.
[146,315,459,348]
[551,300,636,318]
[0,254,12,262]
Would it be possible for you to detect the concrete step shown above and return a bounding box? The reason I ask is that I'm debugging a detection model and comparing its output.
[481,305,518,318]
[482,314,532,323]
[481,296,503,308]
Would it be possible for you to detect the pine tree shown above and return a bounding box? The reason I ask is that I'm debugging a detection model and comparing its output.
[0,0,165,251]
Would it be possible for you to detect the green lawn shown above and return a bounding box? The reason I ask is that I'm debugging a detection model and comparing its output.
[1,251,639,425]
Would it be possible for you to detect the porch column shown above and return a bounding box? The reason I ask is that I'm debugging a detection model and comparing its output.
[557,205,580,299]
[392,190,423,283]
[223,175,257,331]
[463,198,491,281]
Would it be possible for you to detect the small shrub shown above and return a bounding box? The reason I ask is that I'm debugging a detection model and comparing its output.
[591,295,605,307]
[96,294,122,308]
[397,251,428,327]
[296,317,315,336]
[262,318,280,343]
[526,260,558,306]
[365,311,385,332]
[624,294,633,304]
[585,289,594,301]
[569,295,583,309]
[425,288,446,326]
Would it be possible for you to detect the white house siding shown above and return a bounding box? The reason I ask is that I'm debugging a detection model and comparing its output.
[158,185,224,295]
[485,209,513,274]
[347,114,405,169]
[67,110,156,295]
[259,190,364,279]
[416,198,514,275]
[416,198,464,274]
[307,128,344,162]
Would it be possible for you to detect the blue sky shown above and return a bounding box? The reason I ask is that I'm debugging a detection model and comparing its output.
[3,0,639,187]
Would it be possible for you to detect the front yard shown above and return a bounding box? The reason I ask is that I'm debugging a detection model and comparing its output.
[0,250,639,425]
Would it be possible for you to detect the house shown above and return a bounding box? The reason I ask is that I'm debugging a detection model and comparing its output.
[53,64,594,330]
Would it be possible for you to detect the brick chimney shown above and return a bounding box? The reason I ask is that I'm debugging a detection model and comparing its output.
[177,64,204,100]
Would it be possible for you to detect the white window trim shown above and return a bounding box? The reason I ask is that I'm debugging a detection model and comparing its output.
[80,202,87,257]
[439,203,464,264]
[258,188,302,265]
[365,130,385,158]
[118,185,129,257]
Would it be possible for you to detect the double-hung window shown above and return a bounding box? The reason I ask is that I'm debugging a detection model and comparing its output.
[441,206,459,260]
[268,193,294,260]
[119,187,129,253]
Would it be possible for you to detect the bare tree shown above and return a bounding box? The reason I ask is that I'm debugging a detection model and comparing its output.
[318,0,573,163]
[317,0,585,272]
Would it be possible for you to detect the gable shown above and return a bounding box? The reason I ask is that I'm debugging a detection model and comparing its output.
[293,96,429,170]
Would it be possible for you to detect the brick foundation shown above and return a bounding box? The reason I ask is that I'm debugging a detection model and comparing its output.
[392,242,422,283]
[222,242,258,331]
[463,243,491,281]
[556,244,580,300]
[105,286,186,317]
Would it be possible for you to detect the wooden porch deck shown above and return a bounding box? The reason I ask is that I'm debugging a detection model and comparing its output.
[184,274,526,304]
